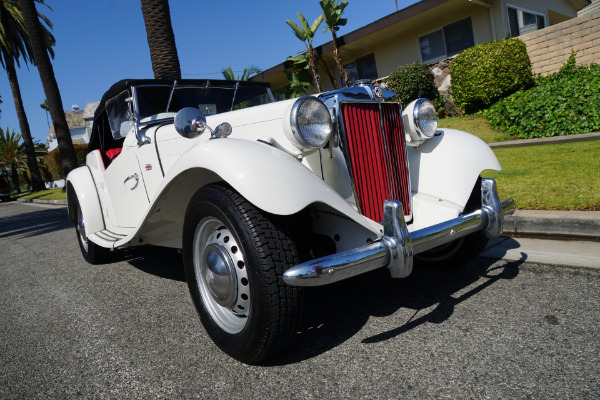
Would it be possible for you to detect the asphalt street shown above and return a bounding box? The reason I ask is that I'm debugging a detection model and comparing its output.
[1,202,599,399]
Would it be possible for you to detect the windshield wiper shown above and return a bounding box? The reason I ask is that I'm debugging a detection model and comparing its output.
[230,81,240,112]
[166,80,178,112]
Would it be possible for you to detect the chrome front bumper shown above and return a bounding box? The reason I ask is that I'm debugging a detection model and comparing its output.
[283,178,516,287]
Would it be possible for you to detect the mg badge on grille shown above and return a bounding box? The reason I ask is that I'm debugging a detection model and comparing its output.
[373,86,384,99]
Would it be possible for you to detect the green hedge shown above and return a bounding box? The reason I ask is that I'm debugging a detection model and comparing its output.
[484,52,600,138]
[384,61,439,107]
[451,38,534,112]
[44,144,87,180]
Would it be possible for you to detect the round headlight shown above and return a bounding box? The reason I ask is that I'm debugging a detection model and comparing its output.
[290,96,333,148]
[413,98,438,138]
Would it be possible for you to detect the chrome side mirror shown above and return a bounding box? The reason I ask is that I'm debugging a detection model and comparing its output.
[174,107,207,138]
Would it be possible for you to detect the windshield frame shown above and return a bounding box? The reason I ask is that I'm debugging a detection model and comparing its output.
[131,82,276,130]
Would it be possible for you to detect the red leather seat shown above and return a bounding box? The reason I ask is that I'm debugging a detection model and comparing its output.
[105,148,122,161]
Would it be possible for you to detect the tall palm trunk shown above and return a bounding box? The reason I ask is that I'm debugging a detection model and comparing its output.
[5,56,44,190]
[307,44,322,92]
[141,0,181,80]
[18,0,78,178]
[330,30,350,88]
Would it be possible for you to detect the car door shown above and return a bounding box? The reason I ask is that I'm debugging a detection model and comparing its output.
[103,145,149,228]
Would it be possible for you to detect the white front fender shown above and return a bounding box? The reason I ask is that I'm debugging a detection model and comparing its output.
[408,128,501,208]
[135,138,379,248]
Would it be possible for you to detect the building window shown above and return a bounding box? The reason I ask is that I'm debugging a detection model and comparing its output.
[507,6,545,36]
[343,53,378,85]
[419,17,475,63]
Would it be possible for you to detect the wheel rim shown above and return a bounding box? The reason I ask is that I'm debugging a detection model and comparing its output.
[193,217,250,334]
[77,204,88,253]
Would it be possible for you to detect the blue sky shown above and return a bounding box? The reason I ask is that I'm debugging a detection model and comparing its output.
[1,0,418,144]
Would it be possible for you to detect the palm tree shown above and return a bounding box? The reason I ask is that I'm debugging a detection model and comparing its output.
[0,127,48,192]
[141,0,181,80]
[0,0,50,191]
[221,65,262,81]
[18,0,78,179]
[319,0,351,87]
[286,13,324,92]
[40,99,49,127]
[0,127,25,193]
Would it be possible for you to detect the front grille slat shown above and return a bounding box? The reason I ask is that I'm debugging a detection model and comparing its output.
[341,102,410,222]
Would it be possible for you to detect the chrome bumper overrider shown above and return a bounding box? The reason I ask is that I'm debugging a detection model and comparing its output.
[283,178,516,287]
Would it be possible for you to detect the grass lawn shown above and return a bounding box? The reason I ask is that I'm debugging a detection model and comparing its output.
[438,114,512,143]
[483,141,600,210]
[19,188,66,200]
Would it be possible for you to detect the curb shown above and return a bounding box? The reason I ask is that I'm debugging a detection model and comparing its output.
[489,131,600,148]
[17,198,67,206]
[503,210,600,241]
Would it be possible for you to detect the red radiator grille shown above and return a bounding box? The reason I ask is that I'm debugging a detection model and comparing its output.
[341,102,410,222]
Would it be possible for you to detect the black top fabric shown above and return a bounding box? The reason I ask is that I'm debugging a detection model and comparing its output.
[94,79,270,121]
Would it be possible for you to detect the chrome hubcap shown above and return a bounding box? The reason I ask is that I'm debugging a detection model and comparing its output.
[193,217,250,334]
[203,243,237,307]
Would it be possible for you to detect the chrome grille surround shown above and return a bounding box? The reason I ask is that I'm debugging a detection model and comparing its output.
[318,85,412,223]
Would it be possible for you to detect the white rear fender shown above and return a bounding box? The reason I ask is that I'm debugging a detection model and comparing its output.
[66,166,105,236]
[408,128,501,209]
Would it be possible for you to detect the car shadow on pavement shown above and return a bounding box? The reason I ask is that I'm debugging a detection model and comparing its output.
[0,206,71,239]
[266,252,527,366]
[114,246,186,282]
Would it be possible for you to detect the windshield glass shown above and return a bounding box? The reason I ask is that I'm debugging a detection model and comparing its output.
[135,85,273,123]
[106,90,134,140]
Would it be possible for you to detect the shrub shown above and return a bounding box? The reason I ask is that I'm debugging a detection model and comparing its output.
[44,143,88,180]
[451,38,534,113]
[385,62,439,107]
[483,52,600,138]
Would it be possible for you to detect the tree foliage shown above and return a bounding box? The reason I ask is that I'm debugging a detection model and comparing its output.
[0,127,48,191]
[319,0,349,87]
[19,0,78,179]
[1,0,54,190]
[221,65,262,81]
[286,12,324,92]
[284,54,314,97]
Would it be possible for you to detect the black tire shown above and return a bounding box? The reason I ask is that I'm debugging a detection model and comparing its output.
[415,177,489,268]
[75,200,109,264]
[183,184,303,364]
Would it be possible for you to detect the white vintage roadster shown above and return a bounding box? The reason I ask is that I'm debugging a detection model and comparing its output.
[67,79,514,363]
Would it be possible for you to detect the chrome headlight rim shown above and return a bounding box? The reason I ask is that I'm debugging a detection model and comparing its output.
[289,96,333,149]
[412,98,438,139]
